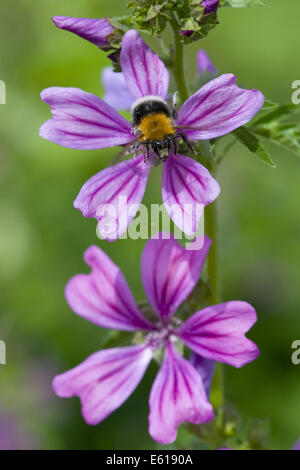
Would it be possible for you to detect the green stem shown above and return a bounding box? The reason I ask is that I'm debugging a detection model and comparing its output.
[205,197,221,305]
[205,159,224,407]
[170,18,189,104]
[169,22,225,445]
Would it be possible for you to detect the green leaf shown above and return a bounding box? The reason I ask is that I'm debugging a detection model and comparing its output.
[109,16,132,29]
[146,4,164,20]
[250,98,300,158]
[180,17,201,33]
[233,127,276,167]
[221,0,268,7]
[180,12,219,43]
[252,102,300,127]
[127,0,175,35]
[254,123,300,158]
[255,98,277,113]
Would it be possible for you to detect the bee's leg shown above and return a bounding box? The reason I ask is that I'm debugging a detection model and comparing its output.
[173,136,178,155]
[172,92,178,120]
[131,141,141,159]
[177,132,196,154]
[152,141,161,158]
[161,139,173,162]
[113,137,140,164]
[151,141,164,166]
[144,143,151,164]
[159,139,170,162]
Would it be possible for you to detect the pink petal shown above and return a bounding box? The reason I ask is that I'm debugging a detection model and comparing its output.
[178,301,260,368]
[53,344,152,425]
[162,153,220,236]
[39,87,134,149]
[52,16,114,48]
[65,245,154,331]
[149,341,214,444]
[141,233,211,321]
[74,155,150,241]
[101,67,135,111]
[120,30,169,100]
[176,74,264,140]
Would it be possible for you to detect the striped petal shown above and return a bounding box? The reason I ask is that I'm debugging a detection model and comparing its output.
[149,341,213,444]
[176,74,264,140]
[74,155,150,241]
[65,245,154,331]
[141,233,211,321]
[178,301,260,368]
[162,153,220,236]
[120,30,169,100]
[52,16,114,49]
[53,345,152,425]
[39,87,134,149]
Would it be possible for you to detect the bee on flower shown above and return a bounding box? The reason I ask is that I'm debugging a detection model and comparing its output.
[40,23,264,239]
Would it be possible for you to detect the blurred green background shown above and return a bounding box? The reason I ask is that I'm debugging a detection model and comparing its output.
[0,0,299,450]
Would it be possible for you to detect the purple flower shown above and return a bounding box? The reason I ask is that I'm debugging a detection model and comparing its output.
[40,30,264,239]
[203,0,220,14]
[189,352,215,396]
[197,50,217,76]
[180,30,195,38]
[52,234,259,444]
[52,16,114,49]
[101,66,135,111]
[0,410,33,450]
[293,439,300,450]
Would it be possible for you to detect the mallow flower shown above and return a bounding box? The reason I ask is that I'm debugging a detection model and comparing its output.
[52,234,259,444]
[40,29,264,239]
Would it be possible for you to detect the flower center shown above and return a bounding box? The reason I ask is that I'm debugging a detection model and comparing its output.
[145,328,170,351]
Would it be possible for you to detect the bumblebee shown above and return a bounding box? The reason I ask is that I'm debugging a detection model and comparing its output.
[128,95,194,164]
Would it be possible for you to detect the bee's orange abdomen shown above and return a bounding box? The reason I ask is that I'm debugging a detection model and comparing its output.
[138,113,175,141]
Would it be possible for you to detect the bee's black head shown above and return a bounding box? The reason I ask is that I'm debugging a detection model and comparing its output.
[131,96,171,127]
